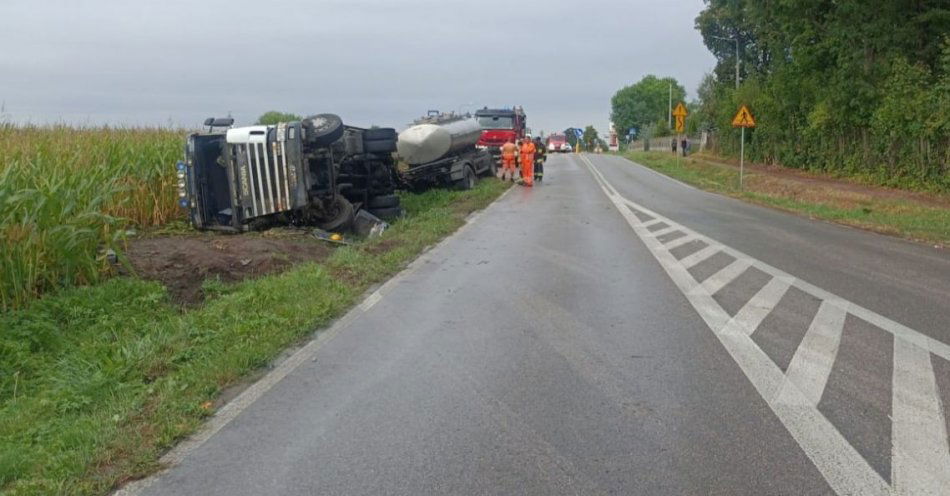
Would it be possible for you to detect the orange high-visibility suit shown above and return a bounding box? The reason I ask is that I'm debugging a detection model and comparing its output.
[499,141,518,181]
[520,140,536,186]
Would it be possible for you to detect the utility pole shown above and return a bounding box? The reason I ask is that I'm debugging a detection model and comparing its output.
[668,80,672,130]
[712,35,740,89]
[734,37,739,90]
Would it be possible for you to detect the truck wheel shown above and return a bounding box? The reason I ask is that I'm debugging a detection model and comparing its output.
[368,194,399,209]
[363,128,397,141]
[304,114,345,146]
[369,206,404,220]
[456,165,476,190]
[363,139,397,154]
[485,158,498,178]
[318,196,354,232]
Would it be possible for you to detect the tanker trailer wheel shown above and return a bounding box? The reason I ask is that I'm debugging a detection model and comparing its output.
[485,157,498,178]
[455,165,476,191]
[304,114,345,146]
[318,196,355,232]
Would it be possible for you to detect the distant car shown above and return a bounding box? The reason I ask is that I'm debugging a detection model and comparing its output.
[560,142,572,152]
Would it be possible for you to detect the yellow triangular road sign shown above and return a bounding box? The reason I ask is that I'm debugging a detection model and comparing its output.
[732,105,756,128]
[672,102,688,117]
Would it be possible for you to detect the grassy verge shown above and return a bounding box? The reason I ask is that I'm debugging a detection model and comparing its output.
[0,179,509,495]
[622,151,950,246]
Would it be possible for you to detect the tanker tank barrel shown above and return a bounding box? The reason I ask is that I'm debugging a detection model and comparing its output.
[397,115,482,166]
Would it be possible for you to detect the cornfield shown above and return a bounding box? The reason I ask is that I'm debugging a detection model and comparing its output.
[0,125,184,310]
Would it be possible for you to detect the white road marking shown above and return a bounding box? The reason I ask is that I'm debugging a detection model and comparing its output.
[891,337,950,494]
[678,244,718,269]
[114,186,517,496]
[721,276,793,336]
[662,235,696,251]
[777,300,848,407]
[647,225,679,238]
[697,258,752,296]
[579,154,950,496]
[642,219,666,230]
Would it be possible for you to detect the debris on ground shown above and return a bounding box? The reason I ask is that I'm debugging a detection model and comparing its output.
[312,229,350,245]
[352,209,389,238]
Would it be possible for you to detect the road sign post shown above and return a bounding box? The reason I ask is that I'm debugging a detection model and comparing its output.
[731,105,756,190]
[740,127,745,189]
[673,103,688,165]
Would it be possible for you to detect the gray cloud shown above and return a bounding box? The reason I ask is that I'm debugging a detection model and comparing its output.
[0,0,716,135]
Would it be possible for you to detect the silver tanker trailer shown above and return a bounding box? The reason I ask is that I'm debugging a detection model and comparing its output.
[397,111,494,190]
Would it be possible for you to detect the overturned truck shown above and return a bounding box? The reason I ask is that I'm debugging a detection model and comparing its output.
[177,114,401,232]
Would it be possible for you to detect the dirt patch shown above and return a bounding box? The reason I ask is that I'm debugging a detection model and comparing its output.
[123,232,334,305]
[690,153,950,209]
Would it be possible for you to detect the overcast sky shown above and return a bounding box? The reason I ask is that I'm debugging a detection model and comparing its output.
[0,0,715,135]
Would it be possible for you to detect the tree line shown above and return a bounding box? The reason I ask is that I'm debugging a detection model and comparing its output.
[613,1,950,191]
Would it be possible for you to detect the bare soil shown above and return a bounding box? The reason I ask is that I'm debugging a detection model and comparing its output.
[692,153,950,209]
[123,232,334,305]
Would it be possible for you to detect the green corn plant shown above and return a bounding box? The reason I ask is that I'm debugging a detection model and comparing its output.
[0,125,185,310]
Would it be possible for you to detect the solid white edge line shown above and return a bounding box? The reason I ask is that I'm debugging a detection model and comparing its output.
[600,155,950,364]
[579,153,892,496]
[114,185,517,496]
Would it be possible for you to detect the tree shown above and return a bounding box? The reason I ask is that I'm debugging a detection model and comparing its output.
[564,128,579,148]
[582,126,599,151]
[611,76,686,138]
[693,0,950,189]
[256,111,302,125]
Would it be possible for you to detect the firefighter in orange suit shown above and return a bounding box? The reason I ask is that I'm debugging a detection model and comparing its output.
[498,138,518,182]
[519,138,536,186]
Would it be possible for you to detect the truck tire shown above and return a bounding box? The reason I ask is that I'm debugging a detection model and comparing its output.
[369,206,404,220]
[363,128,397,141]
[483,157,498,177]
[363,139,397,154]
[317,196,354,232]
[368,194,399,209]
[304,114,344,146]
[455,165,476,190]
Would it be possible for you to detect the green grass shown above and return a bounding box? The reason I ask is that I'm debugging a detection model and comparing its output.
[0,179,510,495]
[0,126,184,311]
[623,151,950,245]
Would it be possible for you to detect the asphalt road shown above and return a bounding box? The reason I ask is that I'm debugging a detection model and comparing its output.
[130,153,950,496]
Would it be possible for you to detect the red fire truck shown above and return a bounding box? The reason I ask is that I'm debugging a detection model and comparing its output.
[474,106,527,158]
